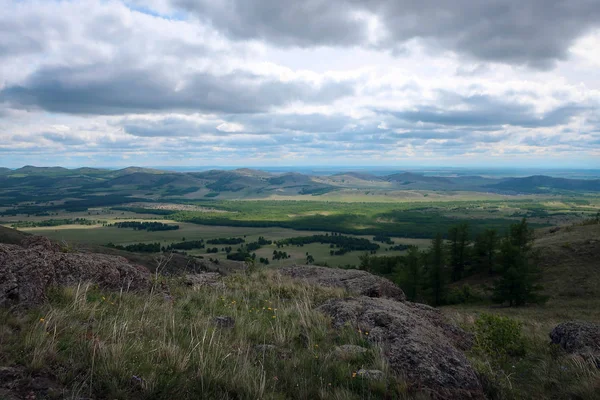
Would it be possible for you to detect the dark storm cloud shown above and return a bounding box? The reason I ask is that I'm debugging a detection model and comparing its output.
[0,64,354,115]
[387,95,586,128]
[173,0,600,67]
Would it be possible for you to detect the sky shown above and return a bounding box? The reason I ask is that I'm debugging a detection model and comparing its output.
[1,0,600,169]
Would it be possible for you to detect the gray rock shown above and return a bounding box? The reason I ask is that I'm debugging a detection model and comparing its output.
[254,344,277,353]
[318,296,483,399]
[357,369,384,380]
[550,321,600,364]
[183,272,224,288]
[213,316,235,328]
[0,236,150,307]
[279,265,406,301]
[334,345,368,360]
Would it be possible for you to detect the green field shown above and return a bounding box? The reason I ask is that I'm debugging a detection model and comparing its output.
[13,220,430,267]
[5,195,598,267]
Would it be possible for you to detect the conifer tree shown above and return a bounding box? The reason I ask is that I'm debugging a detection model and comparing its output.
[448,223,470,281]
[493,219,545,306]
[428,233,446,306]
[397,246,423,302]
[473,228,498,275]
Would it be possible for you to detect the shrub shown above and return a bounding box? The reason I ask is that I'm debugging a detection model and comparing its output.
[446,284,484,305]
[473,313,525,359]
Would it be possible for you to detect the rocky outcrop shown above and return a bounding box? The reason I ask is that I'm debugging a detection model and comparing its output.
[279,265,406,301]
[0,235,150,307]
[183,272,224,289]
[550,321,600,364]
[318,296,483,399]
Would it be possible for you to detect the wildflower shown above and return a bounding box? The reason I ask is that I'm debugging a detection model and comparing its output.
[102,296,106,301]
[365,332,369,336]
[268,307,272,311]
[314,344,318,348]
[272,315,276,319]
[39,318,45,323]
[352,372,357,378]
[273,376,279,381]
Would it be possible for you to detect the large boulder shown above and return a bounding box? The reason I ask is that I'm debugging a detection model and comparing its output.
[0,236,151,307]
[279,265,406,301]
[318,296,483,399]
[550,321,600,364]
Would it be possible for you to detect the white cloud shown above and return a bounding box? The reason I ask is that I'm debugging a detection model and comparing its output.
[0,0,599,168]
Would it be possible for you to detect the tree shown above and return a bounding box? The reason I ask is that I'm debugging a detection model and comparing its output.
[397,246,423,302]
[358,252,371,270]
[473,228,498,275]
[448,223,470,282]
[428,233,446,306]
[493,219,545,306]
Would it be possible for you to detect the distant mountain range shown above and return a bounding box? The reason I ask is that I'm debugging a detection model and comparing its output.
[1,166,599,207]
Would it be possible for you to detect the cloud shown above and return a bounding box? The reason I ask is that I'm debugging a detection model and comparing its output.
[172,0,600,68]
[0,0,599,168]
[386,94,587,128]
[1,64,354,115]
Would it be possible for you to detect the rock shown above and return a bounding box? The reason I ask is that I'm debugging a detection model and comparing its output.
[318,296,483,399]
[279,265,406,301]
[0,236,151,307]
[213,316,235,328]
[334,345,368,360]
[183,273,224,288]
[550,321,600,364]
[254,344,277,353]
[357,369,384,380]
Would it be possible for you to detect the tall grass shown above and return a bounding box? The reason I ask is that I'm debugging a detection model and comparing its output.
[1,271,410,399]
[446,309,600,399]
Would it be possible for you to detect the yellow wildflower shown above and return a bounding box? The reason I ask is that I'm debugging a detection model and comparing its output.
[39,318,45,323]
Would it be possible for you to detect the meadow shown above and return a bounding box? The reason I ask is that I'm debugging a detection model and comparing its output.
[3,196,598,267]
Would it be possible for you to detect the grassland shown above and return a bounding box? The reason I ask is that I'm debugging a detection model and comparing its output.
[2,268,598,400]
[0,272,407,400]
[4,196,598,267]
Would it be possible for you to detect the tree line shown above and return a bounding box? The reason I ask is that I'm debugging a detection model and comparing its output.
[360,218,545,307]
[112,221,179,231]
[106,242,161,253]
[277,234,379,255]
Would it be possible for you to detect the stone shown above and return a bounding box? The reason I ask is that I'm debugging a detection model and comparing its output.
[357,369,384,380]
[183,273,224,289]
[318,296,484,399]
[0,237,150,307]
[213,316,235,328]
[550,321,600,364]
[279,265,406,301]
[334,345,368,360]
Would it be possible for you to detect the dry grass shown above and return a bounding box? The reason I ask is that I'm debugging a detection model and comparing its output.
[0,271,411,400]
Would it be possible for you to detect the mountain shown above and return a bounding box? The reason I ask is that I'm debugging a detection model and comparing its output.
[105,172,201,187]
[489,175,600,193]
[109,167,168,177]
[10,165,72,176]
[385,172,453,184]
